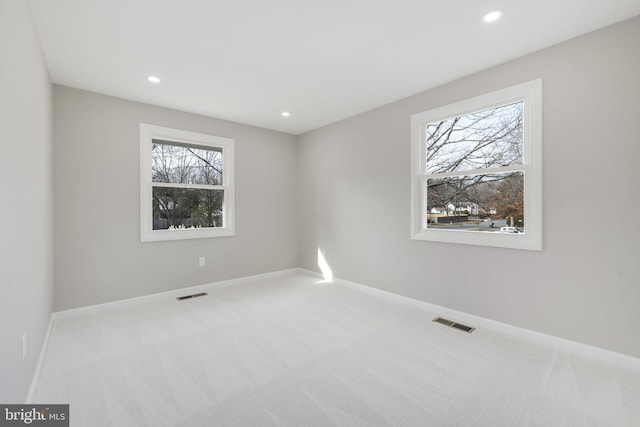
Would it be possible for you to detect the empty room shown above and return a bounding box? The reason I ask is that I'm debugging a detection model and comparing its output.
[2,0,640,425]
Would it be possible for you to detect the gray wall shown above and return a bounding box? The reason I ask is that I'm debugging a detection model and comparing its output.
[297,16,640,357]
[53,86,298,310]
[0,0,53,402]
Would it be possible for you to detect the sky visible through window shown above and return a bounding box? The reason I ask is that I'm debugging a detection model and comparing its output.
[425,102,525,233]
[151,140,224,230]
[152,140,222,185]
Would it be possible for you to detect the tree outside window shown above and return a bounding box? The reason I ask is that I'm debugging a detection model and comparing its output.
[411,80,542,250]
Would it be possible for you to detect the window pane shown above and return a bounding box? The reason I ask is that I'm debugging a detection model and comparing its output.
[152,187,224,230]
[152,140,223,185]
[426,171,524,232]
[426,102,523,174]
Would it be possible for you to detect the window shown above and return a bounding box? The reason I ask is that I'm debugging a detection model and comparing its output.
[410,79,542,250]
[140,124,234,242]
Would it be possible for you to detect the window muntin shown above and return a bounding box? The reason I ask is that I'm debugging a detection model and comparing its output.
[140,124,234,242]
[411,80,542,250]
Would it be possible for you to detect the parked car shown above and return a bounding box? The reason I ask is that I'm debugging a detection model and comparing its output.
[500,226,523,234]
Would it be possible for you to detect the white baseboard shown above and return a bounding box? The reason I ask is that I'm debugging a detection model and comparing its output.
[54,268,300,320]
[25,314,54,403]
[299,268,640,372]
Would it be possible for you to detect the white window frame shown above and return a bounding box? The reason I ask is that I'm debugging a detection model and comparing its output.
[410,79,542,250]
[140,123,235,242]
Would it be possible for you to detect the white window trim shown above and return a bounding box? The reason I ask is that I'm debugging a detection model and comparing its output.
[140,123,235,242]
[410,79,542,250]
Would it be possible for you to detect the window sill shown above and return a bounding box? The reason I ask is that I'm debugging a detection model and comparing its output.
[141,227,235,243]
[411,228,541,251]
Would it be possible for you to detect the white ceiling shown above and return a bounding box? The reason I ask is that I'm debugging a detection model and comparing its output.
[28,0,640,135]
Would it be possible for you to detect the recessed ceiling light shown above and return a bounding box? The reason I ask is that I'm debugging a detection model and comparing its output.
[281,111,290,117]
[483,10,503,23]
[147,75,161,84]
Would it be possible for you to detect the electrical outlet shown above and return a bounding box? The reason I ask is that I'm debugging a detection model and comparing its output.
[198,257,206,267]
[22,333,27,360]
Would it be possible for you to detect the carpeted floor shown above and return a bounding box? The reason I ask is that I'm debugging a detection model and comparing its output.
[33,271,640,426]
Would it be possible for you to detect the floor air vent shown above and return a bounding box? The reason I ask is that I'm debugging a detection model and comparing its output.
[176,292,208,301]
[433,317,475,333]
